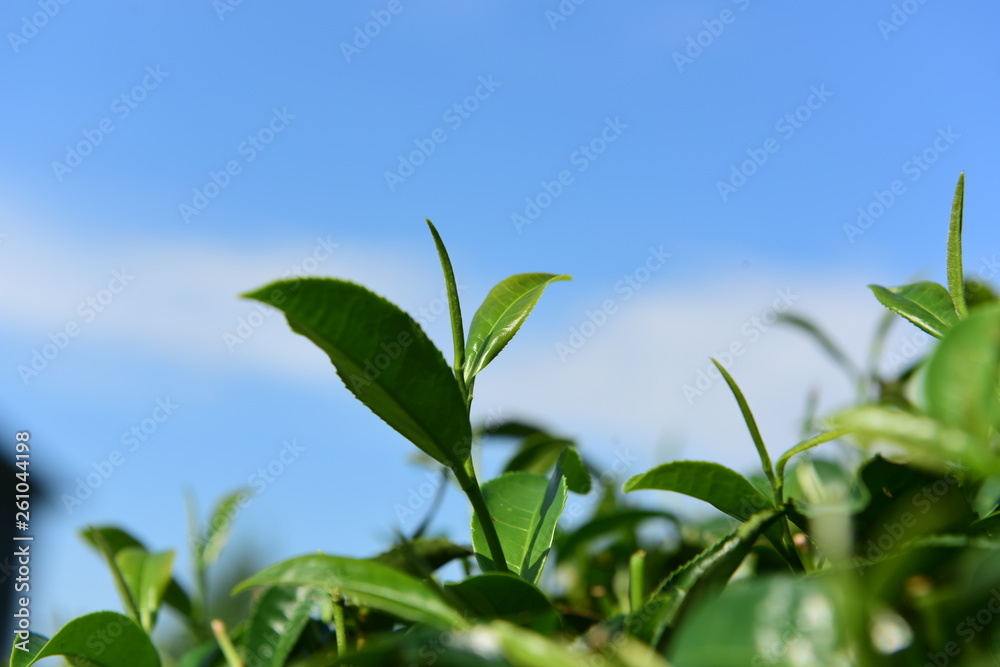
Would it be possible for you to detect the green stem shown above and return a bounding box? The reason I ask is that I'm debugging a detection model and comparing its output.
[453,462,508,573]
[211,619,244,667]
[332,594,347,658]
[628,550,646,614]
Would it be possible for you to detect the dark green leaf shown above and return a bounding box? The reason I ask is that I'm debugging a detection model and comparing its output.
[630,508,783,649]
[372,537,472,577]
[244,279,471,467]
[464,273,570,384]
[559,445,591,494]
[9,612,160,667]
[624,461,772,520]
[244,587,317,667]
[555,509,679,563]
[233,554,467,629]
[869,282,959,338]
[447,573,561,633]
[503,434,573,476]
[471,471,568,584]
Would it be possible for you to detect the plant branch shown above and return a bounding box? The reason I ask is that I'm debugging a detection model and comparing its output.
[452,461,508,573]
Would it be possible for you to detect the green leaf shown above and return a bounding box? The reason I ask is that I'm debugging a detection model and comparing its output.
[425,219,468,387]
[233,554,467,629]
[669,576,856,666]
[623,461,772,521]
[503,433,574,476]
[471,471,568,584]
[869,281,960,338]
[464,273,570,384]
[631,508,783,649]
[80,526,193,622]
[86,525,141,626]
[10,611,160,667]
[924,302,1000,440]
[9,633,47,667]
[711,360,776,488]
[244,279,472,468]
[555,509,679,563]
[115,548,175,633]
[559,445,591,494]
[835,405,999,475]
[503,436,590,495]
[947,172,968,318]
[201,489,247,566]
[447,573,561,633]
[372,537,472,577]
[244,586,317,667]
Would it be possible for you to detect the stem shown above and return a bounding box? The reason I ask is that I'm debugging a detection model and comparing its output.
[332,595,347,658]
[628,550,646,614]
[453,462,508,573]
[211,619,244,667]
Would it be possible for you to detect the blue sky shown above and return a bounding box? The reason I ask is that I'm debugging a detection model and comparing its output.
[2,0,998,639]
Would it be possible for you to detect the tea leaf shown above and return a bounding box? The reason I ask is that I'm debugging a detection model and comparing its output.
[245,278,472,468]
[233,554,468,629]
[924,302,1000,440]
[624,461,772,520]
[10,612,160,667]
[244,587,317,667]
[869,281,959,338]
[947,172,967,318]
[115,548,175,633]
[447,573,561,633]
[464,273,570,384]
[471,471,567,584]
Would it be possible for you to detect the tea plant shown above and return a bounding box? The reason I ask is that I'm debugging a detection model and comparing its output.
[13,174,1000,666]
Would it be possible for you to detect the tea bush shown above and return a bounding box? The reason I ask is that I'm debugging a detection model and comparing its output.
[14,174,1000,666]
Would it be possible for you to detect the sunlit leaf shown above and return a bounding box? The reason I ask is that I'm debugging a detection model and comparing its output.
[471,472,567,584]
[869,282,959,338]
[464,273,570,384]
[233,554,467,629]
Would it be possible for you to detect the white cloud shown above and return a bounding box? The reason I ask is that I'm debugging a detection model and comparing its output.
[3,211,921,476]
